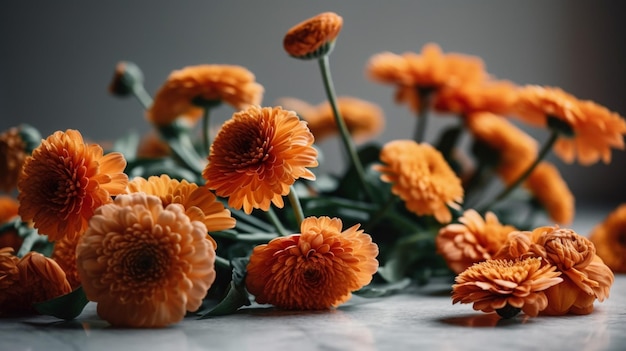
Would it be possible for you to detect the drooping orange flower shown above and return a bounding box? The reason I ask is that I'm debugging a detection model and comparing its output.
[466,112,538,185]
[51,234,81,289]
[246,216,378,310]
[513,85,626,166]
[283,12,343,58]
[203,105,318,214]
[0,249,72,316]
[494,226,614,315]
[0,127,27,193]
[523,162,574,225]
[17,130,128,242]
[434,80,518,117]
[376,140,463,223]
[76,193,216,328]
[128,174,236,248]
[589,204,626,273]
[278,96,385,144]
[452,257,563,318]
[366,43,487,113]
[436,209,517,274]
[147,64,264,126]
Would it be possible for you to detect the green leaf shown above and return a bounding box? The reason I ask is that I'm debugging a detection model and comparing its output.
[353,278,412,298]
[198,281,250,318]
[33,286,89,320]
[111,131,140,160]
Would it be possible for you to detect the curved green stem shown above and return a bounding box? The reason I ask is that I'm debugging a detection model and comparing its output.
[132,84,153,110]
[202,107,212,156]
[413,87,434,143]
[480,130,559,212]
[266,207,289,236]
[317,56,375,201]
[288,185,305,228]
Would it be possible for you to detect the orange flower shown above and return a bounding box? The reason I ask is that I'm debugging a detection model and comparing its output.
[128,174,236,248]
[0,196,23,251]
[589,204,626,273]
[513,85,626,166]
[76,193,216,327]
[436,209,517,274]
[495,226,614,315]
[1,249,72,316]
[283,12,343,58]
[17,130,128,242]
[375,140,463,223]
[466,112,538,185]
[136,130,171,159]
[246,216,378,309]
[203,105,318,214]
[524,162,574,224]
[278,96,385,143]
[0,127,27,193]
[147,64,264,126]
[366,43,487,112]
[51,234,81,289]
[452,257,563,318]
[434,80,518,116]
[0,195,19,222]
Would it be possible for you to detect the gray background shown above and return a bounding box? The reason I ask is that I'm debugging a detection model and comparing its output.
[1,0,625,210]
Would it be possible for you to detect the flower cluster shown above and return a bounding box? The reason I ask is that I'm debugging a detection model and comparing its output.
[1,11,624,327]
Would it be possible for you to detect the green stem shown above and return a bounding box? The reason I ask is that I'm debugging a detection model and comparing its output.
[132,84,153,110]
[288,185,305,228]
[317,56,375,201]
[202,107,212,157]
[214,255,231,270]
[413,87,434,143]
[480,130,559,212]
[266,207,289,236]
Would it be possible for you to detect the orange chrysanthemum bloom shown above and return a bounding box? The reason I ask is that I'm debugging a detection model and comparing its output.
[76,193,216,328]
[128,174,236,248]
[17,130,128,242]
[436,209,517,274]
[203,105,318,214]
[246,216,378,310]
[135,130,171,159]
[366,43,487,112]
[0,127,27,193]
[0,195,19,222]
[147,64,264,126]
[434,80,518,116]
[0,196,22,251]
[495,226,614,315]
[283,12,343,58]
[51,234,81,289]
[513,85,626,165]
[278,96,385,144]
[523,162,574,224]
[466,112,538,185]
[376,140,463,223]
[0,249,72,316]
[452,257,563,318]
[589,204,626,273]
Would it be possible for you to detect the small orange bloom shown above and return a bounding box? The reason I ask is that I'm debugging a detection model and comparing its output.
[278,96,385,144]
[147,64,264,126]
[76,193,216,327]
[589,204,626,273]
[452,257,562,318]
[376,140,463,223]
[136,130,171,159]
[436,209,517,274]
[51,234,81,289]
[17,130,128,242]
[283,12,343,58]
[466,112,538,185]
[203,105,318,214]
[0,127,27,193]
[0,196,22,251]
[246,216,378,310]
[524,162,574,224]
[434,80,518,116]
[0,195,19,222]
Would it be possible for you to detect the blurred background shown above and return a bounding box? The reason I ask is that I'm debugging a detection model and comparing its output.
[1,1,625,215]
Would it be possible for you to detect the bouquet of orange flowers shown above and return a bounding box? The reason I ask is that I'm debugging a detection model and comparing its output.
[1,11,624,327]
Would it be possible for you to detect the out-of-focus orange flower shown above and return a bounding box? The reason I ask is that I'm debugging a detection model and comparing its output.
[0,127,27,193]
[434,80,518,116]
[494,226,614,315]
[136,130,171,159]
[17,130,128,242]
[203,105,318,214]
[466,112,538,185]
[147,65,264,126]
[246,216,378,309]
[366,43,487,112]
[278,96,385,144]
[51,234,81,289]
[76,193,216,328]
[376,140,463,223]
[513,85,626,166]
[524,162,574,225]
[452,257,562,318]
[1,249,72,316]
[128,174,236,248]
[0,195,19,222]
[436,209,517,274]
[283,12,343,58]
[0,196,22,251]
[589,204,626,273]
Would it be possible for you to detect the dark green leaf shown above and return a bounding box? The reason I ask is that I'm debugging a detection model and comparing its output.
[198,281,250,318]
[33,286,89,320]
